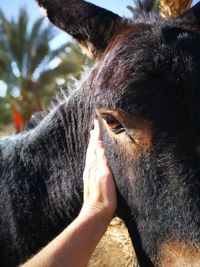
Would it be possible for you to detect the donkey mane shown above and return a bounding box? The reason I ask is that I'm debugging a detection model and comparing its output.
[25,72,86,130]
[25,86,71,130]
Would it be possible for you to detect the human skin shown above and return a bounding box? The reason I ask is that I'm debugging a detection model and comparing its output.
[21,120,117,267]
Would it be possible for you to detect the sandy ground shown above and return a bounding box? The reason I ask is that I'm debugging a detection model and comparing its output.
[89,218,139,267]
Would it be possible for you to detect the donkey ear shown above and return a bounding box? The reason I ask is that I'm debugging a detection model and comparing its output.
[176,2,200,29]
[36,0,124,58]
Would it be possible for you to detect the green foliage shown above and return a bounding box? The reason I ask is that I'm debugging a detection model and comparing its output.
[0,8,92,129]
[0,96,12,128]
[127,0,160,15]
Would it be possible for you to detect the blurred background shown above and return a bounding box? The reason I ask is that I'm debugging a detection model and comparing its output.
[0,0,198,134]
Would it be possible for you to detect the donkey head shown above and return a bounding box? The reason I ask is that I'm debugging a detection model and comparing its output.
[37,0,200,266]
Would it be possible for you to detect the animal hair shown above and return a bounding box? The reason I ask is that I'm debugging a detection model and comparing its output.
[1,0,200,266]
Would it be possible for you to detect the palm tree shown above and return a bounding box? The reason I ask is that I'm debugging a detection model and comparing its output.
[0,8,91,129]
[0,95,12,130]
[127,0,160,15]
[127,0,193,18]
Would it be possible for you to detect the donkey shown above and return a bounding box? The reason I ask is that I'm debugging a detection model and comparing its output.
[1,0,200,266]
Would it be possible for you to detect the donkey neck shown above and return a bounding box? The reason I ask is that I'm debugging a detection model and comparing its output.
[25,98,91,223]
[0,88,95,266]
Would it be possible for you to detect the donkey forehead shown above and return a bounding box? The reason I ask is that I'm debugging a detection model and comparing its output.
[92,26,156,93]
[91,27,165,107]
[95,23,199,82]
[93,24,200,102]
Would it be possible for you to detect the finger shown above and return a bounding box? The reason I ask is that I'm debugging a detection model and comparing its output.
[94,119,101,141]
[83,130,94,200]
[83,128,98,201]
[85,130,96,166]
[84,121,101,179]
[89,164,97,196]
[83,163,97,201]
[95,141,111,177]
[87,130,95,153]
[83,120,102,201]
[83,168,89,201]
[96,140,107,161]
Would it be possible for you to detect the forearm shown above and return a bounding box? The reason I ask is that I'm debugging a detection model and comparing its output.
[21,212,110,267]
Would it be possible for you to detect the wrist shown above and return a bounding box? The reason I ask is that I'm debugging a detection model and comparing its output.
[78,205,113,230]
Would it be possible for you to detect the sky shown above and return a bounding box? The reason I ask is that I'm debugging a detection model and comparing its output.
[0,0,134,49]
[0,0,199,49]
[1,0,199,21]
[0,1,134,97]
[0,0,133,21]
[1,0,199,33]
[0,0,198,98]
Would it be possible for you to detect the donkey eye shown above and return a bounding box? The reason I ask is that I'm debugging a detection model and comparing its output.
[102,114,124,134]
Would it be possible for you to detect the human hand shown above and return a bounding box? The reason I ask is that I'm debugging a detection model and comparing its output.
[80,120,117,223]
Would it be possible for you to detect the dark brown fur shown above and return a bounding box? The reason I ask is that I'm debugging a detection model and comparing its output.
[34,1,200,266]
[1,0,200,266]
